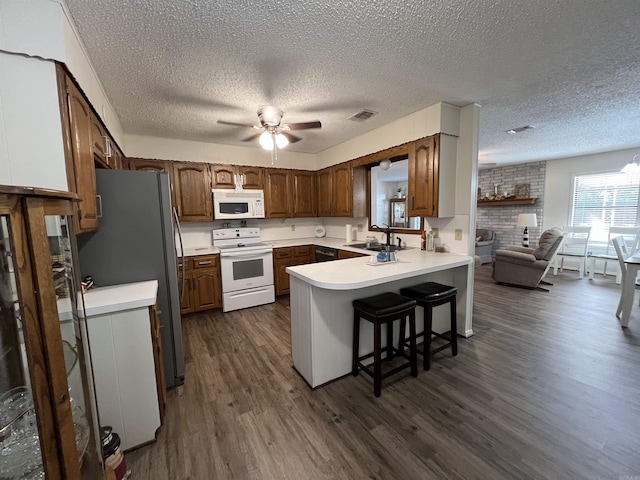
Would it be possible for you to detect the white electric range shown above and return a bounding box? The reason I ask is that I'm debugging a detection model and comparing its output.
[212,227,275,312]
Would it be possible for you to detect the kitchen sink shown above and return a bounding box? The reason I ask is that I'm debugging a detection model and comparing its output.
[345,243,369,249]
[344,243,401,252]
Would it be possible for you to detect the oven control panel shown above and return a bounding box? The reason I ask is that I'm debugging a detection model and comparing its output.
[213,227,260,241]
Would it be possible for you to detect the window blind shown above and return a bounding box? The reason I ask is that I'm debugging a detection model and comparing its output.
[571,171,640,248]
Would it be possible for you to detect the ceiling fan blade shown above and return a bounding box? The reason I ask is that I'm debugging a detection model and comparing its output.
[280,131,302,143]
[286,121,322,131]
[241,132,263,142]
[217,120,257,128]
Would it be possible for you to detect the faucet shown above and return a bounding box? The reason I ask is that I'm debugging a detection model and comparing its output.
[372,224,392,247]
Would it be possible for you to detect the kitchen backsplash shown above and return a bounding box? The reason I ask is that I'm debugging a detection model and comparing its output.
[177,217,396,249]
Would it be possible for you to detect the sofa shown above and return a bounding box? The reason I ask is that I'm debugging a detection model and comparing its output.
[492,227,564,289]
[475,228,496,264]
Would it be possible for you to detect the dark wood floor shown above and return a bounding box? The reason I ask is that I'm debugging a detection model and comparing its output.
[127,266,640,479]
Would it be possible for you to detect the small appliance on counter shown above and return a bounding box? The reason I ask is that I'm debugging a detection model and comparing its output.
[212,227,275,312]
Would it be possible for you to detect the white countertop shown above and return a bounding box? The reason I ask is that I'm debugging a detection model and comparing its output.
[183,246,219,256]
[183,237,384,256]
[79,280,158,317]
[286,249,472,290]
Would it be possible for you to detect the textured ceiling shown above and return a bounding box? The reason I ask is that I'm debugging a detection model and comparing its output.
[63,0,640,165]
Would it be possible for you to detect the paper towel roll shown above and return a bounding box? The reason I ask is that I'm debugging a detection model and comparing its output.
[345,224,353,243]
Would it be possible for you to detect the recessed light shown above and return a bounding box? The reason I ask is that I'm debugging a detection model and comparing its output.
[505,125,535,134]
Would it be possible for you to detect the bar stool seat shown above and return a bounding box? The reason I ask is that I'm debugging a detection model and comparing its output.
[352,292,418,397]
[399,282,457,371]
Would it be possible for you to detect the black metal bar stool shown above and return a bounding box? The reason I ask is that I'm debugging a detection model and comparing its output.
[399,282,457,371]
[352,292,418,397]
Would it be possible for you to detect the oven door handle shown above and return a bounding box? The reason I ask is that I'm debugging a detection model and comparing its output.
[221,250,273,259]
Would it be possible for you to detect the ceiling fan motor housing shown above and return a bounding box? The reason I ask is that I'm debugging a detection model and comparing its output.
[257,106,283,127]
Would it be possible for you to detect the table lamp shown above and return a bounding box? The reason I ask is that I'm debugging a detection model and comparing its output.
[517,213,538,247]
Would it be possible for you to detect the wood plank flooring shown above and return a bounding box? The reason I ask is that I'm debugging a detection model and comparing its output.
[126,266,640,479]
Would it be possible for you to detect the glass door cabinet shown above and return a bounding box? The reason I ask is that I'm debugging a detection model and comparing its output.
[0,186,102,479]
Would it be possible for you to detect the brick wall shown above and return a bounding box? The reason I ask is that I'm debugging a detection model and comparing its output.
[477,162,546,258]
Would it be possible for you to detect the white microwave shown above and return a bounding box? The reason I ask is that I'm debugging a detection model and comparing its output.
[212,189,265,219]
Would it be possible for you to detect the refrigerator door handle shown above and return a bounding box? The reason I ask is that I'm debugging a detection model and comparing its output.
[173,207,186,302]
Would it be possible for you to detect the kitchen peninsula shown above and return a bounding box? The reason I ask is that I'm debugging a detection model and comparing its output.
[287,250,473,388]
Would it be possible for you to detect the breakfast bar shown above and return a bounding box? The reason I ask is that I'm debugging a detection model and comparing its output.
[287,250,473,388]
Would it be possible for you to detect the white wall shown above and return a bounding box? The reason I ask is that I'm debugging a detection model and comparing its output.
[0,53,67,189]
[124,134,316,169]
[316,103,448,169]
[544,147,640,230]
[0,0,125,147]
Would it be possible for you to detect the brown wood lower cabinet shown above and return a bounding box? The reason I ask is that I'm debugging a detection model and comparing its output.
[149,302,167,423]
[179,255,222,314]
[274,245,313,295]
[338,249,368,259]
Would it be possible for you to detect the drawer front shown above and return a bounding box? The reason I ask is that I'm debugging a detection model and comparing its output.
[192,255,219,269]
[274,247,293,260]
[293,245,312,257]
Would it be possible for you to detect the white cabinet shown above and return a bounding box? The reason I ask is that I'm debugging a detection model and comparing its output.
[82,282,161,451]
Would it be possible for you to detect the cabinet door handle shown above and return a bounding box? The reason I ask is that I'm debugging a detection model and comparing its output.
[96,195,103,218]
[103,136,112,158]
[177,205,181,217]
[198,261,212,265]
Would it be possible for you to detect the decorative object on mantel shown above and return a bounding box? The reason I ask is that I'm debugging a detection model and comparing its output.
[517,213,538,247]
[515,183,531,199]
[477,198,537,206]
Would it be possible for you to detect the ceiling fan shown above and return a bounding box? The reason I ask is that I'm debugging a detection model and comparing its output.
[217,106,321,151]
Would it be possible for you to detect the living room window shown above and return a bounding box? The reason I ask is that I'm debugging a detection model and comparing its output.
[571,171,640,252]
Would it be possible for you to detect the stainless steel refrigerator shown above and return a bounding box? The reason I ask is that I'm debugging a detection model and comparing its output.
[77,169,185,388]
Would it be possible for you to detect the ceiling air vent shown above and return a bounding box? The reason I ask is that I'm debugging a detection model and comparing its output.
[348,109,378,122]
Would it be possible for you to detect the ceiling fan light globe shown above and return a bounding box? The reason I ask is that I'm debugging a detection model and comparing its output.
[259,131,274,150]
[275,133,289,149]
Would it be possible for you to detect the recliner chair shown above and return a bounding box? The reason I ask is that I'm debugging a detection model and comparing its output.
[492,227,564,290]
[475,228,496,264]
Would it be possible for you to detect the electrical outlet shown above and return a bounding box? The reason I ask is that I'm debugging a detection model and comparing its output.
[357,224,363,232]
[291,224,295,231]
[455,229,462,241]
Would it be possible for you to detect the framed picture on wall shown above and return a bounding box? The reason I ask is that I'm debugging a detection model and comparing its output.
[515,183,530,199]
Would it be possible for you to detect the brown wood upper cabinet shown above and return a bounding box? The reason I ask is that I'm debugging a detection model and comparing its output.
[172,162,213,222]
[292,170,316,217]
[90,113,112,169]
[316,163,366,217]
[63,75,99,233]
[111,145,125,170]
[211,164,264,189]
[264,169,316,218]
[407,134,453,218]
[127,157,172,173]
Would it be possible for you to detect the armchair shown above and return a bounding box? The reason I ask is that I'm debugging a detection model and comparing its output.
[475,228,496,264]
[492,227,564,290]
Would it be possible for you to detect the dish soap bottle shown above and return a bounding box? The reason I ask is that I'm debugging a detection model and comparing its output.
[421,229,427,250]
